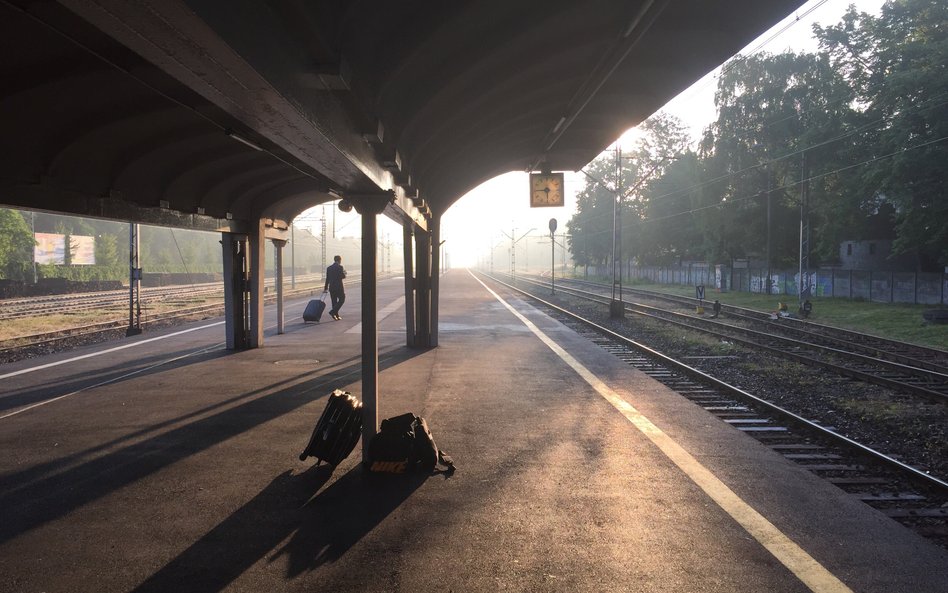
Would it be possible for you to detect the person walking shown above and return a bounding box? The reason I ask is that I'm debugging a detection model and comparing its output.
[323,255,347,320]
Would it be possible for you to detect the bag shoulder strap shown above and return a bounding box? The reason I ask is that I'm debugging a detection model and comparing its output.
[437,449,455,473]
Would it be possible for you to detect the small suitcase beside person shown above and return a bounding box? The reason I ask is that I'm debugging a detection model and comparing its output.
[299,390,363,466]
[303,295,327,323]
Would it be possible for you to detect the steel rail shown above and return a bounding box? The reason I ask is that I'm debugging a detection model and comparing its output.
[0,275,331,320]
[521,275,948,403]
[0,277,367,355]
[557,276,948,369]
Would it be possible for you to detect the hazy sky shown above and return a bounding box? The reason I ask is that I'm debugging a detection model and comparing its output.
[298,0,888,267]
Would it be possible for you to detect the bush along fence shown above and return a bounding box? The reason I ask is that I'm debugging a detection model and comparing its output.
[627,265,948,306]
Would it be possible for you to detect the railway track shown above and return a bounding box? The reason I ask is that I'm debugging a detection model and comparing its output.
[560,276,948,372]
[480,272,948,548]
[518,274,948,404]
[0,274,363,359]
[0,274,326,321]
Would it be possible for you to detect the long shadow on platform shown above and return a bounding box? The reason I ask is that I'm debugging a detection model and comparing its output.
[1,309,347,414]
[131,465,426,593]
[129,395,612,593]
[0,345,425,546]
[0,352,361,497]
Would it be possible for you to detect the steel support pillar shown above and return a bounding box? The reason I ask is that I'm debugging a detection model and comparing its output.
[248,219,266,348]
[350,194,390,464]
[403,224,417,348]
[414,227,433,348]
[430,216,441,348]
[221,232,250,350]
[272,238,286,334]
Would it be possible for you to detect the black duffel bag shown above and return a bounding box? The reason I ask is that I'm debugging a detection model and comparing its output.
[367,413,454,474]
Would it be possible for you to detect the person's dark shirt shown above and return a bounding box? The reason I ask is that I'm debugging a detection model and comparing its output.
[324,262,346,293]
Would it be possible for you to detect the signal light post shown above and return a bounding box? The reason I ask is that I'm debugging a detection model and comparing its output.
[549,218,557,294]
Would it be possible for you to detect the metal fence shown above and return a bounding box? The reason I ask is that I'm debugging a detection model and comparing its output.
[628,265,948,305]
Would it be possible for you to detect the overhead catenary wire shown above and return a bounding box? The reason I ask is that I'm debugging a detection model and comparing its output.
[573,133,948,241]
[652,0,834,125]
[169,229,195,288]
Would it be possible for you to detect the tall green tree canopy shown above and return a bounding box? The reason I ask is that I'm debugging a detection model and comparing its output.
[567,114,690,267]
[815,0,948,267]
[0,210,34,280]
[569,0,947,272]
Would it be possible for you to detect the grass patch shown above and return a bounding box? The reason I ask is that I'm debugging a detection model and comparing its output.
[0,297,226,342]
[836,397,915,422]
[632,282,948,351]
[663,327,722,349]
[0,313,113,341]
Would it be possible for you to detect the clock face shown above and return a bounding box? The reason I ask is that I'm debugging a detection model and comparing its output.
[529,172,565,207]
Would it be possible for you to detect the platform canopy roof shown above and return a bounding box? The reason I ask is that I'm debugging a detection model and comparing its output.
[1,0,802,233]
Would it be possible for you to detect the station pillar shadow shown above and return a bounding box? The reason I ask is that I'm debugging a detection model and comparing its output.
[131,463,428,593]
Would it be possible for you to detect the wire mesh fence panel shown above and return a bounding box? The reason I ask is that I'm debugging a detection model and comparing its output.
[628,265,947,305]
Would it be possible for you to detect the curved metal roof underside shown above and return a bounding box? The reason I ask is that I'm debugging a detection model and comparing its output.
[0,0,801,233]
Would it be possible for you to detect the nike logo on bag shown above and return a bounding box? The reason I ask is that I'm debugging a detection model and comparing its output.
[370,461,407,473]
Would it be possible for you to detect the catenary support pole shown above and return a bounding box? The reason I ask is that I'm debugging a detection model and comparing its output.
[290,224,296,289]
[798,151,810,307]
[127,222,142,336]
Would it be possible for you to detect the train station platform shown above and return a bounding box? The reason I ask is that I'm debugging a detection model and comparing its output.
[1,270,946,593]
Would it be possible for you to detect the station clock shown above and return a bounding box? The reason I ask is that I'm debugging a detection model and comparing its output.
[529,172,565,208]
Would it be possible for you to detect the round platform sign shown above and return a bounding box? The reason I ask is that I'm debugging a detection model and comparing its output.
[549,218,557,234]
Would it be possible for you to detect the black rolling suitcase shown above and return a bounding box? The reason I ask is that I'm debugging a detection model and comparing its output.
[299,390,363,466]
[303,295,327,323]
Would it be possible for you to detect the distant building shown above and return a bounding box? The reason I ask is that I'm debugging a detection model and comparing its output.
[837,240,915,271]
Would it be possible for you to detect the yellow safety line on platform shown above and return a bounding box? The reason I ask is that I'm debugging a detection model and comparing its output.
[471,271,854,593]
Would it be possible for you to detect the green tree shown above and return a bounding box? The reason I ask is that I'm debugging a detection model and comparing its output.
[55,221,80,266]
[698,50,858,266]
[0,209,35,280]
[568,114,690,269]
[638,152,706,264]
[94,233,122,268]
[567,155,617,270]
[814,0,948,268]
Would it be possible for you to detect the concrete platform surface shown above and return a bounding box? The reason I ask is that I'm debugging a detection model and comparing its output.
[0,270,946,593]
